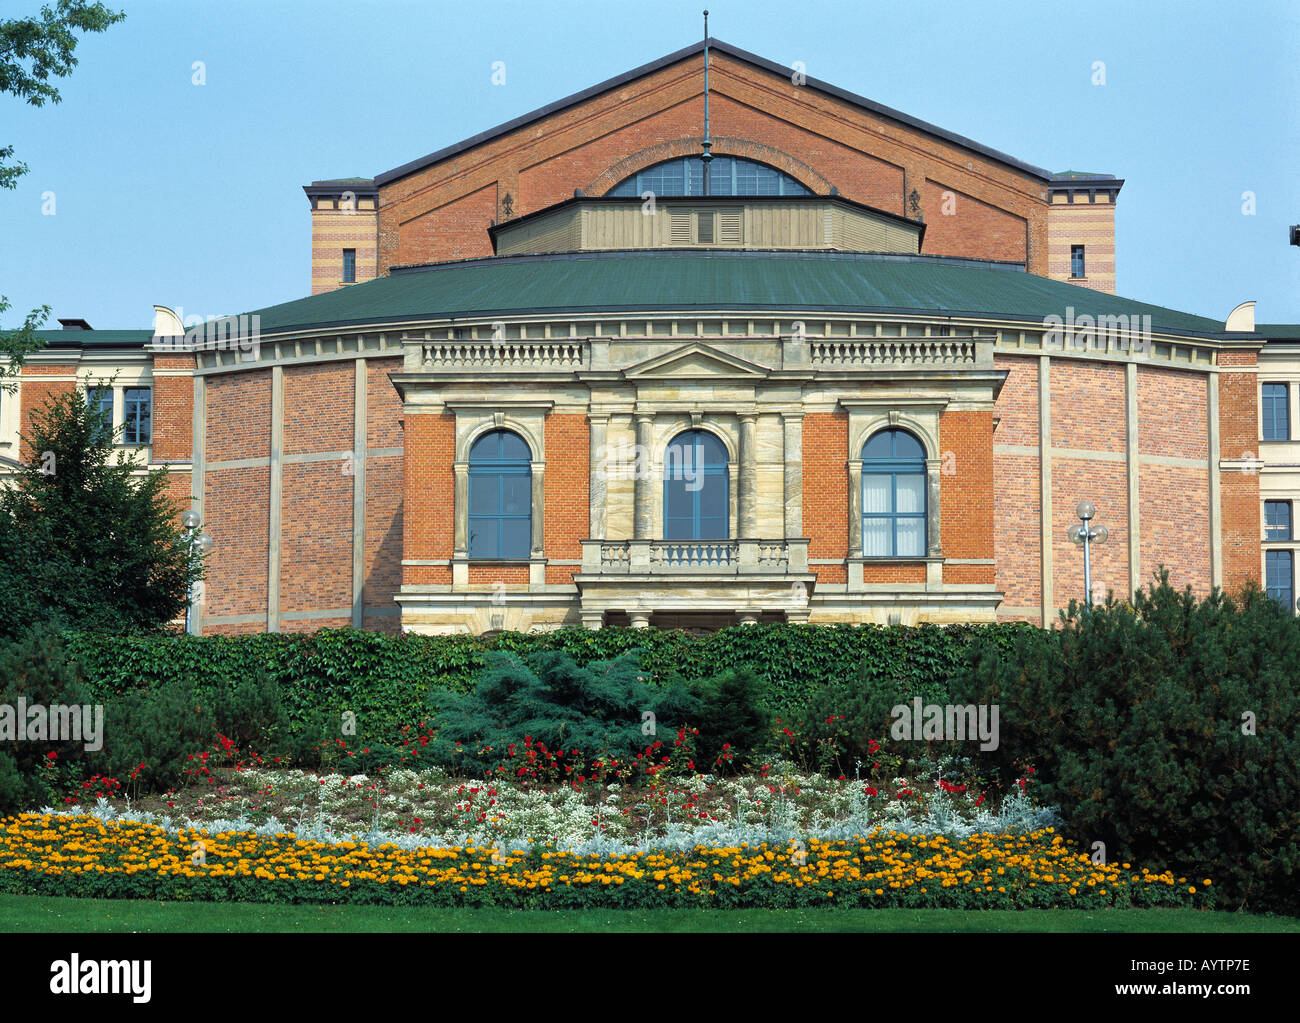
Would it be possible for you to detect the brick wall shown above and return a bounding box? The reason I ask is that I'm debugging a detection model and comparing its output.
[1047,197,1116,293]
[1218,351,1262,590]
[377,51,1049,274]
[940,410,994,585]
[802,410,847,583]
[151,354,194,463]
[402,411,455,584]
[310,205,378,294]
[17,365,75,461]
[543,414,589,585]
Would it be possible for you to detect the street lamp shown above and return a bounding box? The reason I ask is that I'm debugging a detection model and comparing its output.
[181,509,213,633]
[1067,500,1108,608]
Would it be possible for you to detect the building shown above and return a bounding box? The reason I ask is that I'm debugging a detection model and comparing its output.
[2,38,1293,634]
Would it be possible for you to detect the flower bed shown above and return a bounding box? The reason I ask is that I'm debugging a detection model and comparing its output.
[0,813,1214,910]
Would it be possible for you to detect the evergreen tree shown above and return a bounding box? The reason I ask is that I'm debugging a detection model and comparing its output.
[0,388,203,638]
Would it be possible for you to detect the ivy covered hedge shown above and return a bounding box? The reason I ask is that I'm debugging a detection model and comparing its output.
[63,622,1032,744]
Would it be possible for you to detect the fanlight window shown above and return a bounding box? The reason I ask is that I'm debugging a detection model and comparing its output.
[607,156,810,197]
[663,430,729,540]
[862,429,927,557]
[468,430,532,559]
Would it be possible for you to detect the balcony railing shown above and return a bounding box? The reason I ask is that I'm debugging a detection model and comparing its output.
[580,538,808,574]
[808,338,975,366]
[419,340,586,369]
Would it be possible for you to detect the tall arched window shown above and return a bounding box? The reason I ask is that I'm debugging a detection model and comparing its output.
[862,429,927,557]
[663,430,729,540]
[606,156,811,197]
[468,429,532,558]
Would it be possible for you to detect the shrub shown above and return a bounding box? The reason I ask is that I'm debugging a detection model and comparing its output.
[63,621,1035,750]
[956,571,1300,915]
[0,625,96,813]
[424,649,702,778]
[686,667,771,774]
[92,675,221,795]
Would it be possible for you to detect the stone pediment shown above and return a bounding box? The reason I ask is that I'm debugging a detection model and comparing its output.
[621,342,771,381]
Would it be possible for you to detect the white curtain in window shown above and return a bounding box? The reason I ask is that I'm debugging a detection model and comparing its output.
[863,520,891,557]
[863,474,891,513]
[896,473,925,514]
[896,518,925,557]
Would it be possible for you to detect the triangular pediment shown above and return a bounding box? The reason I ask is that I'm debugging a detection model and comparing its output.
[622,342,772,380]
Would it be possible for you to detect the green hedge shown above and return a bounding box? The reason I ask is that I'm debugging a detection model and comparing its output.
[63,622,1032,745]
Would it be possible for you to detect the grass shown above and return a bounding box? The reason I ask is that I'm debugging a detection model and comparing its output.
[2,894,1296,932]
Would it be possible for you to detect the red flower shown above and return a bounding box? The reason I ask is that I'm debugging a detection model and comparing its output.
[45,751,57,761]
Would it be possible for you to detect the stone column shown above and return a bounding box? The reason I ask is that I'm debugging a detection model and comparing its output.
[738,413,758,538]
[782,413,803,538]
[530,460,545,556]
[589,414,608,540]
[633,412,654,539]
[1039,354,1053,625]
[267,365,283,633]
[1126,361,1141,599]
[453,463,469,555]
[847,459,863,556]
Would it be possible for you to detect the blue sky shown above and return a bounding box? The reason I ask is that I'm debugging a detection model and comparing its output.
[1,0,1298,329]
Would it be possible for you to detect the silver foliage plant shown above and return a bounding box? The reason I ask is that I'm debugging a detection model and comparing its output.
[45,769,1060,858]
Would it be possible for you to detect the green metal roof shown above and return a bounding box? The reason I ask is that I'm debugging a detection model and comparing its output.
[23,329,153,347]
[1258,323,1300,340]
[246,250,1231,338]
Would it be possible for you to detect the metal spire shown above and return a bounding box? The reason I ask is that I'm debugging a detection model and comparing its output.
[702,10,712,195]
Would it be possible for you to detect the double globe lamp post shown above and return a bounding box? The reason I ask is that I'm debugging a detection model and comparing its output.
[180,508,214,634]
[1067,500,1108,608]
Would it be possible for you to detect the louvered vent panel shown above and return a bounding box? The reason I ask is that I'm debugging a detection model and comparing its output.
[669,210,692,244]
[719,209,742,243]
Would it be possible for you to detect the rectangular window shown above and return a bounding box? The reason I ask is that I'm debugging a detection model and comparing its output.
[342,248,356,283]
[123,387,152,445]
[695,211,714,244]
[1265,501,1293,540]
[1262,383,1290,440]
[1070,245,1086,278]
[1266,550,1294,612]
[87,387,114,442]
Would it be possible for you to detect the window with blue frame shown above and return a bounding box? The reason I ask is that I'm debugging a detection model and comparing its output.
[1266,549,1294,612]
[606,156,810,197]
[1070,245,1086,278]
[468,430,531,558]
[663,430,729,540]
[862,428,927,557]
[1262,383,1290,440]
[87,387,114,443]
[1265,500,1292,540]
[342,248,356,283]
[123,388,152,444]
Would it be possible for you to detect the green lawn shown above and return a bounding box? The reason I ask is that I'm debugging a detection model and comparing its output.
[2,894,1296,932]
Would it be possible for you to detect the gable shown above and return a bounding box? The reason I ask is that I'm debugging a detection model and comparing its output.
[623,342,772,381]
[376,40,1048,275]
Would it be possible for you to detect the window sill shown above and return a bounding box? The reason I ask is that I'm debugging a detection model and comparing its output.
[850,555,944,563]
[456,557,545,564]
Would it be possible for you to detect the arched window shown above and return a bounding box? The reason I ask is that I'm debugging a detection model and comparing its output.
[663,430,729,540]
[468,430,532,558]
[862,429,927,557]
[606,156,811,197]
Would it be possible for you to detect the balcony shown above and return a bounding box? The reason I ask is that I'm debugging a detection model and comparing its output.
[574,538,814,627]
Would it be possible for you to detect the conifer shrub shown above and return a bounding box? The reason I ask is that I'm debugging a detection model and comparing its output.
[685,667,772,774]
[0,624,95,814]
[955,572,1300,914]
[424,649,702,777]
